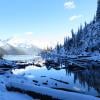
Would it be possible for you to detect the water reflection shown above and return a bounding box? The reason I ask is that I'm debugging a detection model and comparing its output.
[5,55,100,97]
[71,68,100,96]
[45,62,100,96]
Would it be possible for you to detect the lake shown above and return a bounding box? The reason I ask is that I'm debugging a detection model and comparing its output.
[4,55,100,98]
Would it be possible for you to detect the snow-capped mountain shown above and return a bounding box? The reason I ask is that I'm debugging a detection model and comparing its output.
[0,40,25,55]
[6,36,41,55]
[79,22,100,52]
[55,20,100,56]
[0,37,41,56]
[43,1,100,57]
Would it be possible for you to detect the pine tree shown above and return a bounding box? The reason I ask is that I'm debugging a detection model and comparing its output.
[93,15,96,23]
[64,37,68,51]
[96,0,100,21]
[71,29,76,47]
[56,43,60,54]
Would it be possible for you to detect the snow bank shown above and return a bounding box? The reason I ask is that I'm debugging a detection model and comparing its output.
[0,91,32,100]
[0,59,17,68]
[7,82,99,100]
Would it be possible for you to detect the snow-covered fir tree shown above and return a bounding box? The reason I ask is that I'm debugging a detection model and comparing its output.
[41,0,100,57]
[96,0,100,21]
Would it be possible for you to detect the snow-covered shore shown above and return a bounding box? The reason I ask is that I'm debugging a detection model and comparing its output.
[0,56,100,100]
[0,71,99,100]
[7,82,100,100]
[0,72,99,100]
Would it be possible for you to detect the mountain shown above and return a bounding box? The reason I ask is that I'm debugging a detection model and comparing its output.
[46,20,100,58]
[0,40,25,55]
[57,1,100,56]
[42,0,100,57]
[0,37,41,56]
[78,21,100,52]
[6,36,41,55]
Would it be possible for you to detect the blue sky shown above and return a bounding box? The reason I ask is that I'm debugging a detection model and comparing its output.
[0,0,97,48]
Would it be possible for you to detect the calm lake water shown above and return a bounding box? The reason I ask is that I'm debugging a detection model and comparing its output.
[3,55,36,61]
[4,55,100,97]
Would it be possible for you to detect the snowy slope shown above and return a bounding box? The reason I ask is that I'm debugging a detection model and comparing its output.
[0,91,32,100]
[0,37,41,55]
[0,73,33,100]
[78,22,100,53]
[6,37,41,55]
[0,40,25,55]
[70,21,100,55]
[51,21,100,56]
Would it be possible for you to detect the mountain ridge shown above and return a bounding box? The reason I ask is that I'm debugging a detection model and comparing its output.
[0,37,41,56]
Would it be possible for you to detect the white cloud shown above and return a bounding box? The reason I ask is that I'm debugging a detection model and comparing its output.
[64,1,76,9]
[69,15,83,21]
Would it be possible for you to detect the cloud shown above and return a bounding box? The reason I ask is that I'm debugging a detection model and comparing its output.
[69,15,83,21]
[64,1,76,9]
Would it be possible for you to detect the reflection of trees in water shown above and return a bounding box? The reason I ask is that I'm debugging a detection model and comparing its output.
[44,59,100,96]
[66,67,100,95]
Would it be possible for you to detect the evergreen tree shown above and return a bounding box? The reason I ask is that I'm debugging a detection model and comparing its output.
[56,43,60,54]
[93,15,96,23]
[76,25,83,47]
[83,22,88,36]
[96,0,100,32]
[64,37,68,51]
[96,0,100,21]
[71,29,76,47]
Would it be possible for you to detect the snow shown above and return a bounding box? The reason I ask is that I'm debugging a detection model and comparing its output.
[0,40,4,47]
[0,59,17,67]
[6,36,41,50]
[0,1,100,100]
[0,91,32,100]
[0,37,41,55]
[0,73,33,100]
[12,65,99,97]
[0,57,99,100]
[7,81,99,100]
[88,54,100,61]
